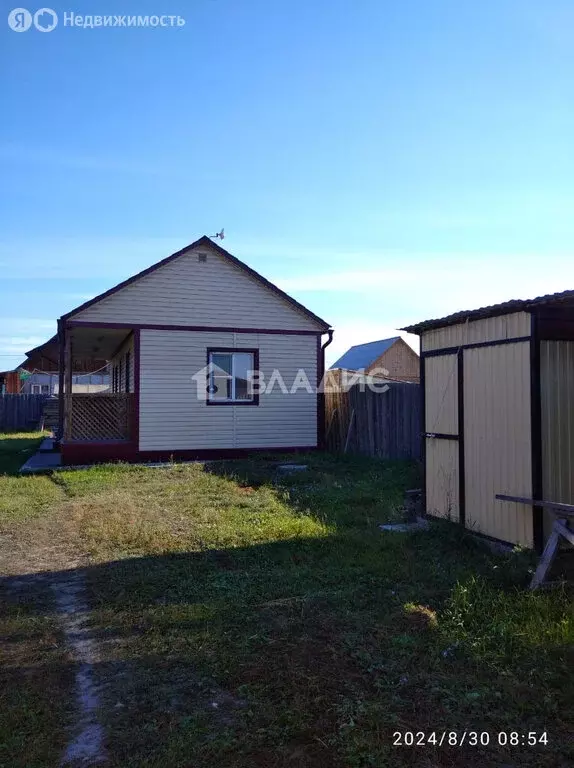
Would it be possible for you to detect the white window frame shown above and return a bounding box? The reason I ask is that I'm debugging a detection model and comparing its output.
[207,349,258,405]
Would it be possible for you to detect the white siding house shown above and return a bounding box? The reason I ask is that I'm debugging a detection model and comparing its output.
[57,236,332,464]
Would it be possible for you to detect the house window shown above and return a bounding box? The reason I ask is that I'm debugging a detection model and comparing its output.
[206,349,259,405]
[31,384,49,394]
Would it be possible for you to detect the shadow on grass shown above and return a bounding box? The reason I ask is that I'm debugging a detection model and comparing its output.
[0,431,46,476]
[3,523,572,768]
[1,452,572,767]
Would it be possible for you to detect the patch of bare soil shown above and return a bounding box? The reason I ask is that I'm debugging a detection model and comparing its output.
[0,510,88,580]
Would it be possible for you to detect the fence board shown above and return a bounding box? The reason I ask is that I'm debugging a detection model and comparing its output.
[0,394,49,431]
[325,372,421,459]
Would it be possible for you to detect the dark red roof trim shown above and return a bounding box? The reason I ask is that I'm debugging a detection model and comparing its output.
[61,235,331,330]
[65,321,322,335]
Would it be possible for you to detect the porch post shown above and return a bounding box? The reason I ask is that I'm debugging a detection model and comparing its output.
[57,319,65,441]
[64,328,73,440]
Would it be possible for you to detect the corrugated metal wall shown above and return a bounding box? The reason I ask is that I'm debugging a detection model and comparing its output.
[421,311,534,547]
[463,343,533,547]
[425,355,458,434]
[424,353,460,521]
[422,311,531,352]
[426,439,459,521]
[541,340,574,539]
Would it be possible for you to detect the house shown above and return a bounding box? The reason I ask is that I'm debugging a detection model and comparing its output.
[55,235,333,465]
[18,338,110,394]
[402,289,574,552]
[0,370,21,394]
[331,336,419,382]
[21,371,109,395]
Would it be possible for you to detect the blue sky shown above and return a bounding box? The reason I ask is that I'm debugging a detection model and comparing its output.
[1,0,573,368]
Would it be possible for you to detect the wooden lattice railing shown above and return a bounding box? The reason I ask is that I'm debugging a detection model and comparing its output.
[66,393,135,441]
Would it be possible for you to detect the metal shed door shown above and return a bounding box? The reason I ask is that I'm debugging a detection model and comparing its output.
[463,342,533,547]
[424,353,461,522]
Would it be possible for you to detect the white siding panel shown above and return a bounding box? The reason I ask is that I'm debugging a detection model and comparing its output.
[71,244,325,331]
[139,330,318,450]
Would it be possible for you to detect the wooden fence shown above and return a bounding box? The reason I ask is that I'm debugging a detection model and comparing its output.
[325,371,421,459]
[0,394,49,431]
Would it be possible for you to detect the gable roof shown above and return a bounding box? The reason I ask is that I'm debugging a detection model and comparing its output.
[330,337,402,370]
[62,235,331,330]
[401,289,574,334]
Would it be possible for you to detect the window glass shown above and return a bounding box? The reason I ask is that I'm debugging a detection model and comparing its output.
[233,353,253,400]
[208,351,255,402]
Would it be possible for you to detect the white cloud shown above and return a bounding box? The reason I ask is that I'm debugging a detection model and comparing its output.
[275,257,574,330]
[0,237,186,280]
[0,335,51,370]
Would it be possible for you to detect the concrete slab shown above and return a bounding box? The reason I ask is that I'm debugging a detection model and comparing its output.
[20,451,62,474]
[39,438,56,453]
[379,517,430,533]
[276,464,308,473]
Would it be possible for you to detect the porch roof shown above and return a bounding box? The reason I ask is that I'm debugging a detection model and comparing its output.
[24,326,130,371]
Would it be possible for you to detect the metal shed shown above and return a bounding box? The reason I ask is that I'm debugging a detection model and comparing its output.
[402,290,574,552]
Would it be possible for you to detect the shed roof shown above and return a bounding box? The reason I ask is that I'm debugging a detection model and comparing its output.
[330,337,401,370]
[62,235,331,330]
[401,289,574,334]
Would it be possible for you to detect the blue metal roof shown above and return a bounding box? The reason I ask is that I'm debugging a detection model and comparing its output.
[330,337,401,370]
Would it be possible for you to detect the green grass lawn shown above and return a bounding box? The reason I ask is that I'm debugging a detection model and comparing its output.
[0,430,46,475]
[0,434,572,767]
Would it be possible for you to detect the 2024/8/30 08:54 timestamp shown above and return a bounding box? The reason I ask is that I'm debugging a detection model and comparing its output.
[393,731,549,747]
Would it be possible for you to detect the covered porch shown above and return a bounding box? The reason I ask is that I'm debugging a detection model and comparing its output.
[58,324,139,464]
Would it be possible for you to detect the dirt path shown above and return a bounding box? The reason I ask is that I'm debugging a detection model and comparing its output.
[51,572,107,765]
[1,506,108,766]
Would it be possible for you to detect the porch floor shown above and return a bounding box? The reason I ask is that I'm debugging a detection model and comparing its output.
[20,450,62,474]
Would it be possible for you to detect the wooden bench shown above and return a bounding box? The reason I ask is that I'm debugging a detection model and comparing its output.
[496,494,574,589]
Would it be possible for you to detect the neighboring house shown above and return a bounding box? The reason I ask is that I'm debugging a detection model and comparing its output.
[18,337,110,394]
[23,372,110,395]
[55,235,333,465]
[0,370,21,394]
[331,336,420,382]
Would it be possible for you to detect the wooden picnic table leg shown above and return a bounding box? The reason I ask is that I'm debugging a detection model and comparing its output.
[529,518,564,590]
